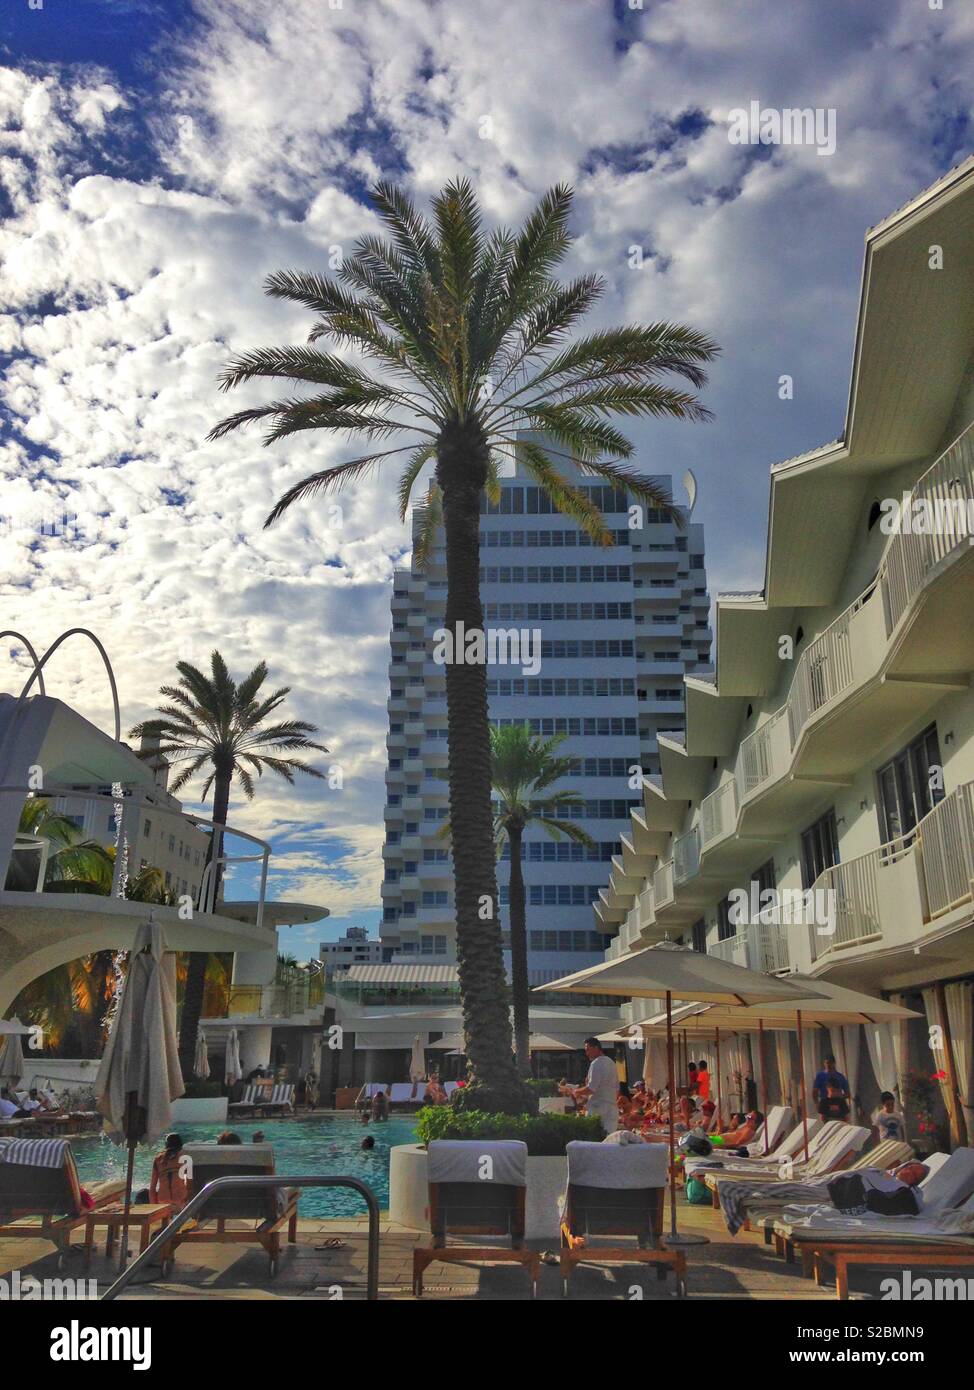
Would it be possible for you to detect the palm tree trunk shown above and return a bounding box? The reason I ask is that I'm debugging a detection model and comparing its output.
[437,424,532,1115]
[507,822,531,1075]
[178,769,231,1082]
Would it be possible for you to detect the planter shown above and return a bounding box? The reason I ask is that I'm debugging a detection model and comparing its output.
[170,1096,229,1125]
[389,1143,567,1239]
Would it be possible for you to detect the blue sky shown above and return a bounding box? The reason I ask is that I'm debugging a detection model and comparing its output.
[2,0,972,959]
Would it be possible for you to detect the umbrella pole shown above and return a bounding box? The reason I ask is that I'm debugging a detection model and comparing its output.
[715,1027,722,1133]
[796,1010,810,1163]
[663,991,708,1249]
[119,1091,138,1273]
[759,1019,770,1154]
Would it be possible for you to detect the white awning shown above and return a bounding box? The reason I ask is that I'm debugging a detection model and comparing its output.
[342,964,459,984]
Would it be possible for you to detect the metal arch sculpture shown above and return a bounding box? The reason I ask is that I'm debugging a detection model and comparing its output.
[17,627,121,743]
[0,630,46,697]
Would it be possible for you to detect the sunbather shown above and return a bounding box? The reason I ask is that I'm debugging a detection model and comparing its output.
[719,1110,764,1153]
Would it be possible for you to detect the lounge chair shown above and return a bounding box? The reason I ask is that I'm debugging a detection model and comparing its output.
[357,1083,389,1104]
[413,1140,540,1297]
[443,1081,460,1098]
[257,1084,294,1116]
[0,1137,119,1269]
[158,1142,299,1278]
[741,1106,794,1156]
[560,1140,686,1297]
[684,1117,825,1181]
[227,1084,259,1117]
[717,1137,916,1237]
[703,1122,865,1203]
[389,1082,423,1108]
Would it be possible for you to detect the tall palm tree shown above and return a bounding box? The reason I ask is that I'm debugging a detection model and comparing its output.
[209,179,717,1112]
[7,799,115,893]
[130,650,328,1081]
[490,724,596,1073]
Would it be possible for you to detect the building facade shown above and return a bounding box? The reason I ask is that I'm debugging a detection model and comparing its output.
[599,160,974,1146]
[379,435,710,993]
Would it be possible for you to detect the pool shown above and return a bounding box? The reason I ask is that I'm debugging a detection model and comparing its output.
[70,1115,418,1219]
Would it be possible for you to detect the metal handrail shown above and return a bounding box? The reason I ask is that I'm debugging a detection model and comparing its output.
[101,1173,381,1301]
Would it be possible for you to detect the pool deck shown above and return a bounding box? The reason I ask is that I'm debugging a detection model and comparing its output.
[0,1201,891,1300]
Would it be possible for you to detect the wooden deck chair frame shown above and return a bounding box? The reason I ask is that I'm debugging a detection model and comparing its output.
[559,1183,687,1297]
[158,1162,299,1278]
[0,1147,109,1270]
[810,1242,974,1299]
[412,1180,540,1298]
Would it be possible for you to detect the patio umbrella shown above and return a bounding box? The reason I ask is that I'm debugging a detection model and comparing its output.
[428,1034,463,1051]
[652,979,922,1163]
[194,1029,210,1081]
[538,941,818,1247]
[408,1034,426,1084]
[224,1027,242,1089]
[95,917,184,1271]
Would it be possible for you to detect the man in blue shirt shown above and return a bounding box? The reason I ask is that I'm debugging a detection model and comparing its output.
[812,1055,850,1109]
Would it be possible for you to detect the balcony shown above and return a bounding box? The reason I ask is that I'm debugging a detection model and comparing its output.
[208,974,325,1022]
[709,920,792,973]
[653,860,674,912]
[809,779,974,966]
[700,778,737,850]
[672,826,700,885]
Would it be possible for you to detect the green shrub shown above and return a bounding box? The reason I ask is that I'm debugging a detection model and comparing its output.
[521,1078,560,1098]
[415,1106,604,1155]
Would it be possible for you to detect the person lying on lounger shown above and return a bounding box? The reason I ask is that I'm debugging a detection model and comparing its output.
[718,1109,763,1153]
[0,1088,19,1118]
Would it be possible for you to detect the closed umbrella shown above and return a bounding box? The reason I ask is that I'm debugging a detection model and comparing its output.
[224,1027,242,1089]
[0,1019,29,1090]
[95,917,184,1271]
[408,1034,426,1085]
[538,941,819,1248]
[194,1029,210,1081]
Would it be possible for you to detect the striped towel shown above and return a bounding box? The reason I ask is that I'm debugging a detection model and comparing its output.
[267,1084,293,1108]
[719,1178,843,1236]
[0,1137,71,1169]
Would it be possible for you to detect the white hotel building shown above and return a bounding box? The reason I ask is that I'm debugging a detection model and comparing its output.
[599,160,974,1147]
[333,437,711,1082]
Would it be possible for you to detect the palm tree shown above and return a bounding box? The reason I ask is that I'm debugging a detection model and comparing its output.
[209,179,717,1112]
[490,724,596,1073]
[7,799,115,893]
[130,650,328,1081]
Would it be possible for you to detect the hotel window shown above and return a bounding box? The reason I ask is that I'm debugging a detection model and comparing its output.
[876,723,944,848]
[143,818,152,837]
[716,898,735,942]
[800,809,839,889]
[168,834,175,852]
[691,919,707,953]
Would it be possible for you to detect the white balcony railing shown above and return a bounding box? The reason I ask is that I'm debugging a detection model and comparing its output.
[880,421,974,637]
[700,778,737,848]
[673,825,701,885]
[786,599,860,748]
[654,859,675,911]
[809,780,974,963]
[735,708,788,802]
[710,919,791,972]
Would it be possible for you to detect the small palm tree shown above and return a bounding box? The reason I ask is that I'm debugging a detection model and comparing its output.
[7,799,115,893]
[130,650,328,1081]
[490,724,596,1072]
[210,179,717,1112]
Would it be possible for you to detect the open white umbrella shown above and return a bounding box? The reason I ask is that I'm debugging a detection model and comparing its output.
[194,1029,210,1081]
[95,917,184,1270]
[408,1034,426,1084]
[538,941,820,1247]
[224,1027,242,1089]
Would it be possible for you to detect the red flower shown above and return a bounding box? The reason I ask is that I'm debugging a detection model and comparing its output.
[931,1070,947,1082]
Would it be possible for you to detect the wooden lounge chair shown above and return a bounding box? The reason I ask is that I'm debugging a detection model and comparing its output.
[256,1083,294,1117]
[684,1116,825,1182]
[389,1082,424,1109]
[747,1138,916,1239]
[158,1142,299,1278]
[227,1083,259,1117]
[0,1137,118,1269]
[560,1140,687,1297]
[413,1140,540,1297]
[704,1122,868,1206]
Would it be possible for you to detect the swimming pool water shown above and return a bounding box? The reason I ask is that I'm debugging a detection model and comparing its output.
[70,1115,417,1219]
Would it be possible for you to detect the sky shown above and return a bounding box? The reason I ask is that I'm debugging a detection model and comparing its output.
[1,0,972,959]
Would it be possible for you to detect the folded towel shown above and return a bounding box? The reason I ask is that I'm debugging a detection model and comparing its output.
[0,1137,70,1169]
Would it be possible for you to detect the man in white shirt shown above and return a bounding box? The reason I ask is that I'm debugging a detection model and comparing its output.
[563,1038,620,1136]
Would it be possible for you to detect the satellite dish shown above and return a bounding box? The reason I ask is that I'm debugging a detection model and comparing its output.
[683,469,698,518]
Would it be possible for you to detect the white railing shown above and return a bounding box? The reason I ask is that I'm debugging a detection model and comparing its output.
[710,932,748,967]
[880,422,974,636]
[654,859,674,910]
[1,786,271,928]
[787,598,861,748]
[736,708,787,801]
[809,851,882,960]
[638,884,654,927]
[673,825,701,885]
[701,779,737,847]
[917,780,974,921]
[710,920,791,972]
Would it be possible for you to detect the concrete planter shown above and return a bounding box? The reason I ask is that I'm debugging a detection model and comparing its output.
[170,1096,229,1125]
[389,1143,567,1239]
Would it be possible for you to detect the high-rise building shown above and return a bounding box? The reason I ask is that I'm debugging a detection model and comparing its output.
[379,436,711,992]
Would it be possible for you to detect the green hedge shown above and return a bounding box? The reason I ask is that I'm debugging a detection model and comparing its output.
[415,1106,604,1155]
[521,1078,560,1098]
